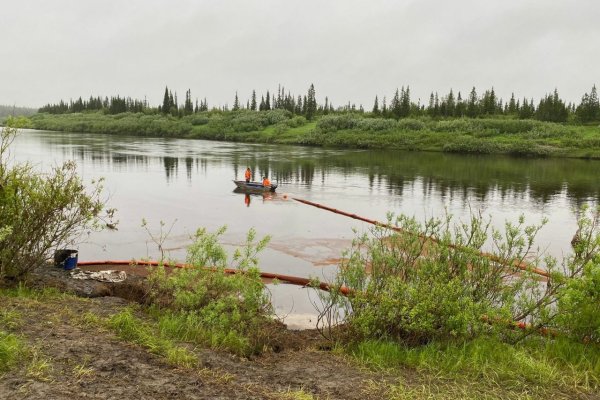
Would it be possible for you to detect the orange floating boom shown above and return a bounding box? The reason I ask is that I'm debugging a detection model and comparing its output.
[292,197,550,279]
[76,260,351,295]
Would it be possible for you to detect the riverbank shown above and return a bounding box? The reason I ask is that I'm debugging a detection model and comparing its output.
[26,111,600,159]
[1,266,599,399]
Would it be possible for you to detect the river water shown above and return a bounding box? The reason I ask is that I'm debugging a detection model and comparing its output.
[11,130,600,327]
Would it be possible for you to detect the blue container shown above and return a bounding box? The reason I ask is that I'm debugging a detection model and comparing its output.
[64,251,78,270]
[54,249,78,270]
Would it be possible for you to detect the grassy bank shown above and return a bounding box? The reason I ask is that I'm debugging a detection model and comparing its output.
[27,110,600,158]
[2,285,599,399]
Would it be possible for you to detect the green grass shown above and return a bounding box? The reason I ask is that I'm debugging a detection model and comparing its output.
[0,309,22,330]
[348,336,600,396]
[0,331,26,372]
[107,307,198,368]
[0,284,69,301]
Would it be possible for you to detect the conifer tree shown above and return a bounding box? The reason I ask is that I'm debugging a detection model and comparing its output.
[445,89,456,117]
[306,84,317,120]
[508,93,517,114]
[427,92,435,116]
[265,91,271,110]
[162,86,170,114]
[390,89,401,119]
[184,89,193,115]
[372,95,380,115]
[233,91,240,111]
[576,85,600,122]
[250,90,257,111]
[455,92,465,117]
[466,87,478,118]
[400,86,411,117]
[259,96,265,111]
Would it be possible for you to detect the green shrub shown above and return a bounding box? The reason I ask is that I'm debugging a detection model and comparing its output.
[317,213,557,344]
[316,115,360,132]
[396,118,426,131]
[0,119,114,281]
[356,118,397,132]
[431,119,474,133]
[285,115,307,128]
[146,226,274,355]
[555,209,600,342]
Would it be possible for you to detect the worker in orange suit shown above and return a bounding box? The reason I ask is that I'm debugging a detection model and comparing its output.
[262,176,271,187]
[244,167,251,183]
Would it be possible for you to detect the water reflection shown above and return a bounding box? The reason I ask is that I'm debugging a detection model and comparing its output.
[59,145,597,205]
[21,130,600,210]
[233,188,278,208]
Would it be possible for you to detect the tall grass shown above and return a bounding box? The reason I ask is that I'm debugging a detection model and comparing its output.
[108,308,198,368]
[0,331,26,372]
[350,337,600,392]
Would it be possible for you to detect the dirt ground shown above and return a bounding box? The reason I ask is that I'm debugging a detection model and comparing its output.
[0,268,393,400]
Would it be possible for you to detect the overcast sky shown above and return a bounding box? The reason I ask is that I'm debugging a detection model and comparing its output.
[1,0,599,109]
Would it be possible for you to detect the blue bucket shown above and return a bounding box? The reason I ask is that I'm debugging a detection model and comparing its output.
[54,249,78,270]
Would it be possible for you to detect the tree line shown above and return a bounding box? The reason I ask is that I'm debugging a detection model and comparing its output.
[38,84,600,123]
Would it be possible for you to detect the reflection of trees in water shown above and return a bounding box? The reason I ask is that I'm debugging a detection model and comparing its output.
[185,157,193,181]
[163,156,178,181]
[62,142,599,208]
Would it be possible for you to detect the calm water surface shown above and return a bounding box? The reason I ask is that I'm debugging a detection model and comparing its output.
[12,130,600,327]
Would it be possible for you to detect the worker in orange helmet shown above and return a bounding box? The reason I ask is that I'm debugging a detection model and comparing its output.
[244,167,251,183]
[262,176,271,187]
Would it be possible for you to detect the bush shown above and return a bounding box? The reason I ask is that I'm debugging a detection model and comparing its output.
[145,226,274,356]
[317,213,557,344]
[555,209,600,342]
[356,118,398,132]
[432,119,474,133]
[0,119,114,281]
[316,115,360,132]
[396,118,426,131]
[285,115,307,128]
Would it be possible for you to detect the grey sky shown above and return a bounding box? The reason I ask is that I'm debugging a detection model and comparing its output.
[1,0,599,109]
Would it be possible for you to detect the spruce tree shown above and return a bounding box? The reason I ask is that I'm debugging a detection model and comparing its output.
[233,91,240,111]
[508,93,517,115]
[390,89,401,119]
[372,95,380,115]
[400,86,411,118]
[446,89,455,117]
[306,84,317,120]
[466,87,478,118]
[251,90,257,111]
[162,86,170,114]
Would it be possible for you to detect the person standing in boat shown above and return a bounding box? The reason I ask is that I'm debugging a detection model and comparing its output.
[262,176,271,187]
[244,167,251,183]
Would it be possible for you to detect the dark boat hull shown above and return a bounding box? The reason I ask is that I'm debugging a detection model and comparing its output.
[233,180,278,192]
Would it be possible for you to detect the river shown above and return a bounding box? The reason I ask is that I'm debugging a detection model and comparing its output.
[11,129,600,327]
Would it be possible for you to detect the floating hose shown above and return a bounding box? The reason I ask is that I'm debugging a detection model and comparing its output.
[292,197,550,279]
[76,260,351,295]
[77,260,553,336]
